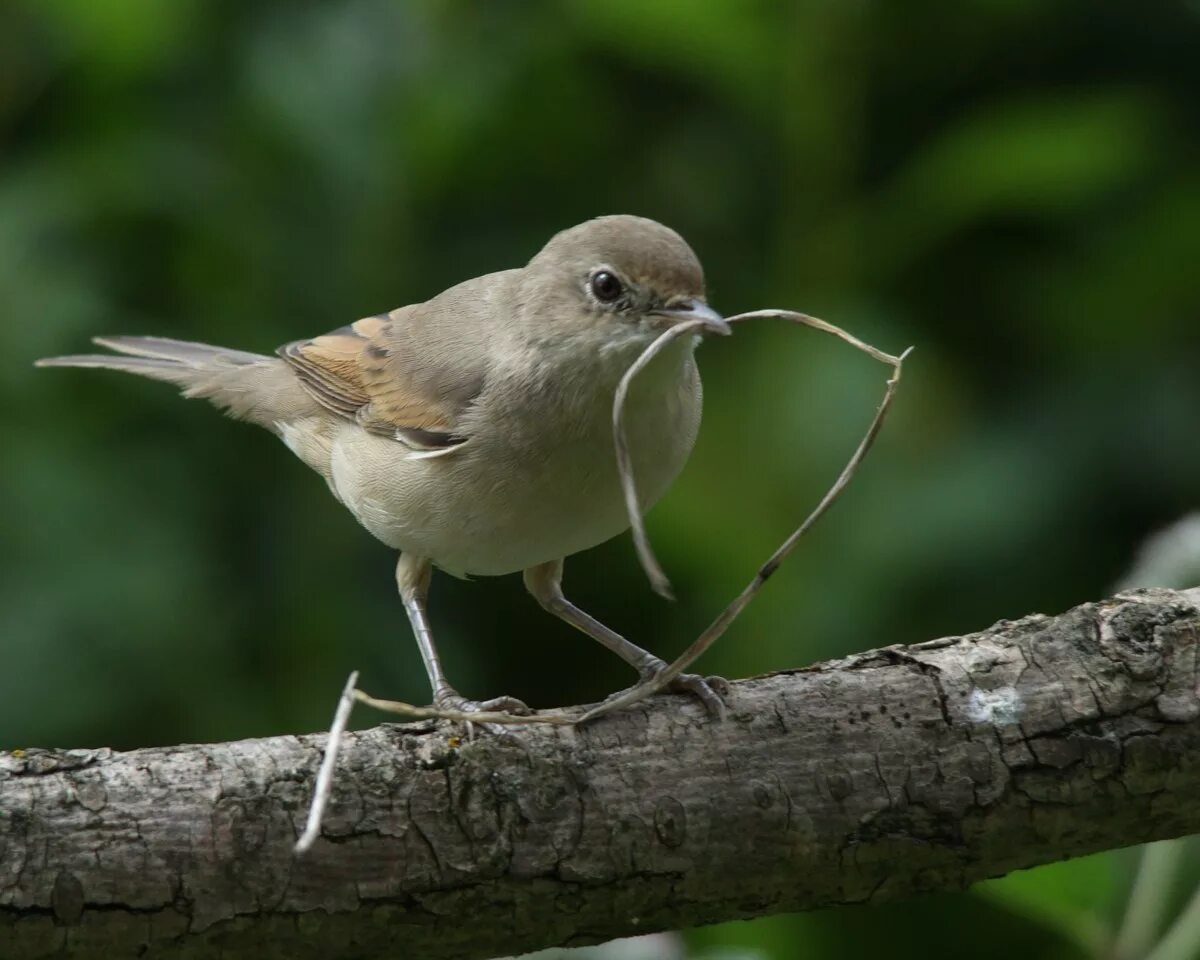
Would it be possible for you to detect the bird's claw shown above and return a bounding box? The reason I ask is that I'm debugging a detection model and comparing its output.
[617,660,728,719]
[433,690,532,737]
[664,672,728,719]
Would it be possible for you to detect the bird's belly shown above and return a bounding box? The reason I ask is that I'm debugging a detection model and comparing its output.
[327,369,701,576]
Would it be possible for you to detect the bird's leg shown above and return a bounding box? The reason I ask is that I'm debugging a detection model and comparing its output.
[523,559,726,718]
[396,554,530,717]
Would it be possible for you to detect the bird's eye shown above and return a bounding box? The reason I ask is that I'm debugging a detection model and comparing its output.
[589,270,624,303]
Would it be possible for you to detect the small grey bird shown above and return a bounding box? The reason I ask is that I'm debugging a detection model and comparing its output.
[38,215,729,717]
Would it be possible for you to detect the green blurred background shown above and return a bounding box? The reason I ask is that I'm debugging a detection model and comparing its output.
[3,1,1200,957]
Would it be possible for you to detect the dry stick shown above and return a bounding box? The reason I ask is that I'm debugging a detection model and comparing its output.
[580,314,910,723]
[294,670,360,855]
[729,309,900,364]
[617,311,903,602]
[613,317,718,601]
[351,690,573,726]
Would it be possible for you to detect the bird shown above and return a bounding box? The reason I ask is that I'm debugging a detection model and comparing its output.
[37,214,730,719]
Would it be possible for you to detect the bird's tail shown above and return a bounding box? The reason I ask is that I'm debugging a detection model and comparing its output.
[37,335,312,426]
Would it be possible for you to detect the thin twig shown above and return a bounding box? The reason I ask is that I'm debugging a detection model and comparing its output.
[351,690,575,726]
[726,309,904,365]
[294,670,359,855]
[580,317,910,723]
[613,317,716,600]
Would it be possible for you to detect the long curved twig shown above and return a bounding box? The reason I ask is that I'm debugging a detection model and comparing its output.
[612,317,716,600]
[580,318,910,722]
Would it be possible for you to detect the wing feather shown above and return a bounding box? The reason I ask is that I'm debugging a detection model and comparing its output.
[278,310,475,449]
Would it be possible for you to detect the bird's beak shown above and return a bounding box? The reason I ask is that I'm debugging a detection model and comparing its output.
[650,299,731,337]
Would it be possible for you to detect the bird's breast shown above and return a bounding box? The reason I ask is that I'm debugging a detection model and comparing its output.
[328,338,703,576]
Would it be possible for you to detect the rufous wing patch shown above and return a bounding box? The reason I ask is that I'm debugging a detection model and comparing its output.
[278,312,470,447]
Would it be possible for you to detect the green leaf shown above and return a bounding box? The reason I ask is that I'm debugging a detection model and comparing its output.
[975,850,1121,953]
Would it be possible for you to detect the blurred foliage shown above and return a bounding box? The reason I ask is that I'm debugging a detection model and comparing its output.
[3,1,1200,957]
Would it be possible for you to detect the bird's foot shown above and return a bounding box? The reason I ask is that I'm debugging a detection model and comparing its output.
[434,691,532,716]
[607,659,728,719]
[432,688,532,737]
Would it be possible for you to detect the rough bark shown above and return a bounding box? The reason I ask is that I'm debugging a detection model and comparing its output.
[3,588,1200,960]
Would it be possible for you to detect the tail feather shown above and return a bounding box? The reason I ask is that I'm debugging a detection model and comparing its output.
[37,336,318,426]
[91,335,263,366]
[35,353,195,387]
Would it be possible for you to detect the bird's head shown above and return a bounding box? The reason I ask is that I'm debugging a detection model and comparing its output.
[521,215,729,347]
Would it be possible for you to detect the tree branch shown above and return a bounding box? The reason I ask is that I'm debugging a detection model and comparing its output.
[4,588,1200,960]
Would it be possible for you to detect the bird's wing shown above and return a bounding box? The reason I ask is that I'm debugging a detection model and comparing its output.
[278,310,482,453]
